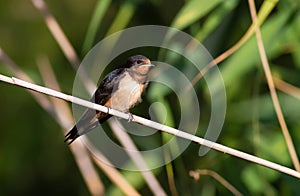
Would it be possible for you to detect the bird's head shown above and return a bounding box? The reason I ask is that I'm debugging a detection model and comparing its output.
[125,55,155,76]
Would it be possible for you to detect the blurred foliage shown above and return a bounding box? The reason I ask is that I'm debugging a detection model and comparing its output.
[1,0,300,195]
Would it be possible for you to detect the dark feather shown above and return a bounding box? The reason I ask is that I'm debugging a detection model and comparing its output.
[64,68,126,144]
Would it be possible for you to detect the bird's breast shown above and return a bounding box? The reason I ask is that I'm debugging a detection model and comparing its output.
[106,72,145,112]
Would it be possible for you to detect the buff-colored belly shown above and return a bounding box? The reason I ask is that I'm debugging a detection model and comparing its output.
[108,72,144,112]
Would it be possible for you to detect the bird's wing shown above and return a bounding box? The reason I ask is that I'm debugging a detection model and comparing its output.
[94,68,125,105]
[71,68,126,133]
[65,68,127,144]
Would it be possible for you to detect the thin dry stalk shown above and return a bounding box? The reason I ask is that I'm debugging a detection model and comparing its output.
[37,56,74,128]
[1,74,299,179]
[31,0,96,93]
[84,138,141,196]
[31,0,80,68]
[274,78,300,100]
[37,57,105,195]
[248,0,300,172]
[165,162,178,196]
[189,169,243,196]
[109,118,166,195]
[0,48,52,112]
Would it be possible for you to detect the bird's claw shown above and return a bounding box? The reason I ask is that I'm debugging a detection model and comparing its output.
[127,112,134,122]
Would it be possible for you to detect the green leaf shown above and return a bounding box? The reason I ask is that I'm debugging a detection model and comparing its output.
[106,1,135,35]
[288,13,300,68]
[242,166,276,194]
[171,0,222,30]
[194,0,239,41]
[81,0,111,55]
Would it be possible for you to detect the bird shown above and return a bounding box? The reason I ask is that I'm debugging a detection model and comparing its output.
[64,55,155,144]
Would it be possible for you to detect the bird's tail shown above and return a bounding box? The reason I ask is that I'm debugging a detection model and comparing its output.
[64,126,80,145]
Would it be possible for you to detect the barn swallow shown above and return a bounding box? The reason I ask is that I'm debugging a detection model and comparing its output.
[64,55,154,144]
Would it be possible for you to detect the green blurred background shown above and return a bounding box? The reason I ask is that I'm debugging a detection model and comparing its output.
[1,0,300,195]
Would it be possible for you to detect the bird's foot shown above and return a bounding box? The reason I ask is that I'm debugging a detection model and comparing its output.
[127,112,134,122]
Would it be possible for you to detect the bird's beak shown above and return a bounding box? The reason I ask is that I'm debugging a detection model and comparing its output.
[147,63,155,67]
[138,59,155,67]
[139,62,155,67]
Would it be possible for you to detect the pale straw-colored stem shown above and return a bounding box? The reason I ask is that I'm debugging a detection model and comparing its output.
[0,74,299,179]
[190,169,242,196]
[248,0,300,172]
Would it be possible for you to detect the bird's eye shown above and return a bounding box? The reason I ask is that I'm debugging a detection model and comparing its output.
[137,60,142,64]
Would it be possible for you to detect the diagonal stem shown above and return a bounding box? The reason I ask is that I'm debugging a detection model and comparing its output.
[248,0,300,172]
[1,73,299,179]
